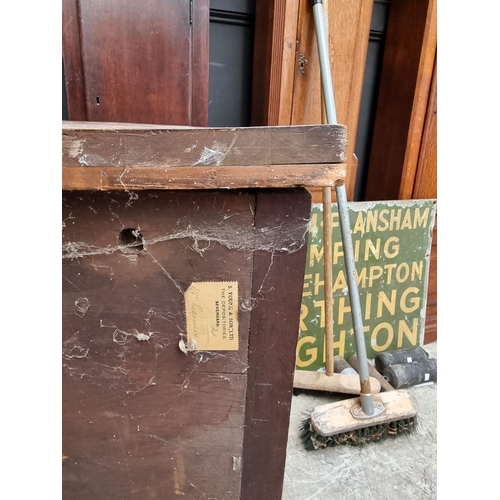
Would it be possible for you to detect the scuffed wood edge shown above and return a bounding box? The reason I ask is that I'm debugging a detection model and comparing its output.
[62,164,347,190]
[62,123,348,167]
[310,390,418,436]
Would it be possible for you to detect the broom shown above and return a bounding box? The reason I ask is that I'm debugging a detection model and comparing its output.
[300,0,418,450]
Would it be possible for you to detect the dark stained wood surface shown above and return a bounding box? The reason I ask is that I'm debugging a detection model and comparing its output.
[364,0,436,201]
[424,221,437,344]
[62,122,348,167]
[63,190,254,499]
[62,0,209,126]
[62,122,348,189]
[62,0,87,121]
[241,188,311,500]
[62,188,312,499]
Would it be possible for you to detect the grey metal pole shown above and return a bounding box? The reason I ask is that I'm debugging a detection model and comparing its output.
[335,184,374,415]
[311,0,376,416]
[311,0,337,125]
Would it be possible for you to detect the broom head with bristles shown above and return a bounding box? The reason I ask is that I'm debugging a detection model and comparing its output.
[301,389,418,450]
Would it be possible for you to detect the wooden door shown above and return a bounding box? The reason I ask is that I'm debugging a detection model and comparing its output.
[62,0,209,125]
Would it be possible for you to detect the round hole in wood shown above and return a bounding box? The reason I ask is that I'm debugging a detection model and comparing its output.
[117,228,145,254]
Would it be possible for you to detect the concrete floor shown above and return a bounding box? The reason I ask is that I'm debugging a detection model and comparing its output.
[282,342,437,499]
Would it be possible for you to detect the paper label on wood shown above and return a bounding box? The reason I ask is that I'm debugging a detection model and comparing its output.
[185,282,239,351]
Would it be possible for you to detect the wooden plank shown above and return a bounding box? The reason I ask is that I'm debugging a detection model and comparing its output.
[63,370,248,499]
[310,390,418,436]
[291,0,322,126]
[62,122,347,168]
[62,164,347,191]
[364,0,437,201]
[413,57,437,200]
[424,223,437,344]
[293,371,381,395]
[62,0,87,120]
[241,188,311,500]
[278,0,301,125]
[191,0,210,127]
[251,0,286,126]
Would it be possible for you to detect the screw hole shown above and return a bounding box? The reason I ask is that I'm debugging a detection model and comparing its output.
[117,228,144,254]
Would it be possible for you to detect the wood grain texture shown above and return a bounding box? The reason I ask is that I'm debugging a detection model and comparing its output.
[62,0,87,120]
[311,389,418,436]
[191,0,210,127]
[62,190,255,499]
[413,57,437,200]
[364,0,437,201]
[424,222,437,344]
[63,0,209,126]
[293,371,381,395]
[327,0,373,200]
[291,0,372,202]
[241,188,311,500]
[398,0,437,199]
[250,1,372,200]
[278,0,301,125]
[291,0,322,126]
[251,0,283,126]
[63,188,313,499]
[62,164,347,191]
[62,122,348,167]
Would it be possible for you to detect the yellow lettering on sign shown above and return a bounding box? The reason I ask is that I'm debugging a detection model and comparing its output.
[333,330,347,358]
[378,209,389,231]
[314,300,325,328]
[377,290,397,318]
[364,238,381,260]
[368,265,383,285]
[371,322,394,351]
[331,211,339,228]
[309,244,323,267]
[313,272,324,296]
[333,270,347,293]
[384,236,400,258]
[401,287,421,313]
[357,266,368,288]
[353,211,365,234]
[365,292,372,320]
[384,263,397,284]
[333,241,344,265]
[411,261,423,281]
[299,303,308,331]
[338,297,351,324]
[296,336,318,367]
[414,207,430,228]
[389,208,402,231]
[398,318,419,347]
[310,212,318,230]
[401,209,413,229]
[396,263,410,283]
[302,274,312,297]
[366,210,378,232]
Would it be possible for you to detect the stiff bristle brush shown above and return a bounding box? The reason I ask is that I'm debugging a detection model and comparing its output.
[300,0,418,451]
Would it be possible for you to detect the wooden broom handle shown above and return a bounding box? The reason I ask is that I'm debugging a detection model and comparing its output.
[322,186,334,376]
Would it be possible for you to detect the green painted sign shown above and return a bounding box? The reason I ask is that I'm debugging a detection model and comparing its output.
[296,199,436,371]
